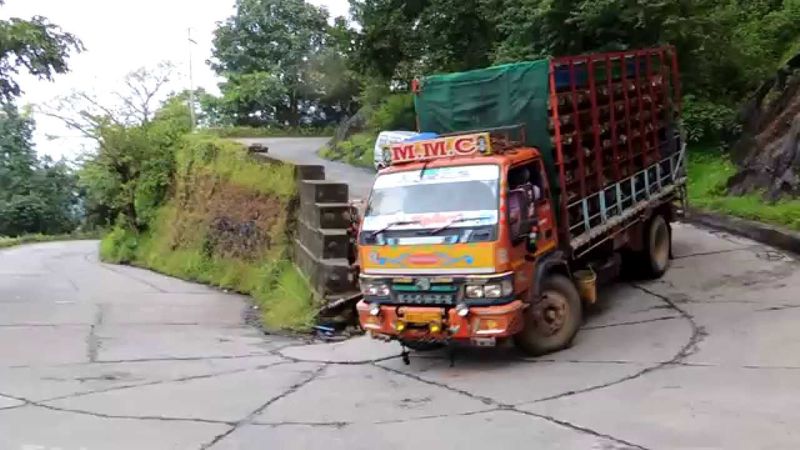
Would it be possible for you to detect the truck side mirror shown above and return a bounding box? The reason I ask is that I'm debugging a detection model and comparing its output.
[508,190,532,244]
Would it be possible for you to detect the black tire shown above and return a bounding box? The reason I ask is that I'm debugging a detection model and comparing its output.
[642,214,671,279]
[514,274,583,356]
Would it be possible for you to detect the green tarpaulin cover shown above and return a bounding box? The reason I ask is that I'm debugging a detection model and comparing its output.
[414,59,557,189]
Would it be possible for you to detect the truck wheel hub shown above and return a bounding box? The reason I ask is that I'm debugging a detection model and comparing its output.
[537,291,568,335]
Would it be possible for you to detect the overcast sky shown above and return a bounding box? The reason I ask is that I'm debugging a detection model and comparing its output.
[1,0,350,159]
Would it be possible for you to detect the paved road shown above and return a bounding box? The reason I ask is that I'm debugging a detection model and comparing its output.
[4,139,800,449]
[2,226,800,449]
[237,137,376,201]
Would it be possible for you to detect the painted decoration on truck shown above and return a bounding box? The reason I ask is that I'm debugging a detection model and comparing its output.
[360,242,496,275]
[389,133,492,164]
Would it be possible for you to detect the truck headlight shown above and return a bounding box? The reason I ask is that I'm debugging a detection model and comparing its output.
[361,281,390,297]
[465,285,485,298]
[465,278,513,299]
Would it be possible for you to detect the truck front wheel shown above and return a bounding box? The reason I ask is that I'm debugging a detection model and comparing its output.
[514,274,582,356]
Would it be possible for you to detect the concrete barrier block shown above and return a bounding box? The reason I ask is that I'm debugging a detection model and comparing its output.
[300,203,351,229]
[300,180,349,204]
[295,165,325,181]
[298,220,349,260]
[293,240,355,295]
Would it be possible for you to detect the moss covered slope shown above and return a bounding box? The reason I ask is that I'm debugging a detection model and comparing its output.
[101,135,317,331]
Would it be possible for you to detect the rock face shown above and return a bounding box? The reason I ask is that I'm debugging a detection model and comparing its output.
[728,55,800,201]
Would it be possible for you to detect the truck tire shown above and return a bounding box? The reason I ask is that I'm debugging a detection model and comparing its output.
[515,274,582,356]
[642,214,671,279]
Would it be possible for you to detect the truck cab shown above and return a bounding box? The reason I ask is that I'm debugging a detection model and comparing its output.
[357,132,577,354]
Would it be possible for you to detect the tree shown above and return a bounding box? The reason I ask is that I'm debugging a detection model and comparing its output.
[351,0,498,82]
[78,94,192,230]
[39,61,177,138]
[0,1,83,103]
[0,104,79,236]
[210,0,329,126]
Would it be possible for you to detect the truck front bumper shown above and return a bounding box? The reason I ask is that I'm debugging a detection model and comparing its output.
[357,300,527,343]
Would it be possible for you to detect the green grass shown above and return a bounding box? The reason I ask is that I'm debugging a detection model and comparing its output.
[320,131,377,168]
[100,135,318,332]
[688,146,800,230]
[0,232,99,249]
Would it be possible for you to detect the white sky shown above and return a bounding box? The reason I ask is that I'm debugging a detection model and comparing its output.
[1,0,350,159]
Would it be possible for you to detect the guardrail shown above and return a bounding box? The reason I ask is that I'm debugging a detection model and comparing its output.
[568,143,686,253]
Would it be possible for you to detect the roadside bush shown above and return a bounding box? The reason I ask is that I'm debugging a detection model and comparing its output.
[99,225,139,264]
[368,93,416,131]
[320,132,377,168]
[688,147,800,230]
[682,95,740,144]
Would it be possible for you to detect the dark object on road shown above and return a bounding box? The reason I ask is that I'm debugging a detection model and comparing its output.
[248,143,268,153]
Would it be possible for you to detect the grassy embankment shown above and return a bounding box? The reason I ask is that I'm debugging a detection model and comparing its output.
[100,135,317,331]
[688,146,800,231]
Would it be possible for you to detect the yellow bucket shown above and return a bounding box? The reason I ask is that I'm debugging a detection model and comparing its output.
[574,269,597,304]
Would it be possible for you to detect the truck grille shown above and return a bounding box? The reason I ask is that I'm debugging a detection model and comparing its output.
[396,293,456,305]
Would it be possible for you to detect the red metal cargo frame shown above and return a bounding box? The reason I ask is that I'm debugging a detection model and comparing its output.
[548,46,681,241]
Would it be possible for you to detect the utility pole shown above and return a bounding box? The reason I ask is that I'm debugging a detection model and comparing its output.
[188,27,197,130]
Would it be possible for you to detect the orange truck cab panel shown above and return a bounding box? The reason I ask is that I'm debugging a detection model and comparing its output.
[356,133,557,346]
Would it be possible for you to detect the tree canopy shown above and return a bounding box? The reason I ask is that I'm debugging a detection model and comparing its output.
[209,0,359,127]
[0,1,83,103]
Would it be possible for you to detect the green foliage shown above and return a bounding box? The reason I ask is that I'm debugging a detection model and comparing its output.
[0,5,83,102]
[688,146,800,230]
[368,93,416,131]
[96,127,317,331]
[209,0,358,127]
[79,99,192,229]
[320,132,377,168]
[0,104,80,236]
[349,0,800,143]
[682,95,739,143]
[99,225,139,264]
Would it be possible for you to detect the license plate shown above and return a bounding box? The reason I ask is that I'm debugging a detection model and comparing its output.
[471,337,497,347]
[404,311,442,324]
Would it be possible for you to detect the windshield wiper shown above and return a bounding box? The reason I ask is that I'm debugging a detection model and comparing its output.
[428,216,494,235]
[369,220,422,238]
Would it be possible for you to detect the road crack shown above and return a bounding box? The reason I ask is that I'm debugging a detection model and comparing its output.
[198,363,328,449]
[374,363,648,448]
[86,305,104,363]
[39,360,291,403]
[582,315,680,330]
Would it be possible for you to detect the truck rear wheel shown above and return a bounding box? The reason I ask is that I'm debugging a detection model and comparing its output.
[642,214,671,279]
[515,274,582,356]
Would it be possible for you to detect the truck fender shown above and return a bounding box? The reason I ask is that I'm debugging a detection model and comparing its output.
[531,250,571,302]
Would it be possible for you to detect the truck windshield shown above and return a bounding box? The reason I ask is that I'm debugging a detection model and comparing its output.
[363,165,500,230]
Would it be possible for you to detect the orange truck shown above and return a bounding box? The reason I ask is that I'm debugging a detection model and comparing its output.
[356,47,686,355]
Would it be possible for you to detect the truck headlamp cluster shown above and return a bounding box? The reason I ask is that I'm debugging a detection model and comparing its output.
[464,277,513,299]
[361,280,390,297]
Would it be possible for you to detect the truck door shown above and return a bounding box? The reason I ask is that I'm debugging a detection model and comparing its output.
[508,159,558,256]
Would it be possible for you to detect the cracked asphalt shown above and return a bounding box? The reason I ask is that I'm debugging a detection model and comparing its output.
[2,225,800,449]
[3,139,800,449]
